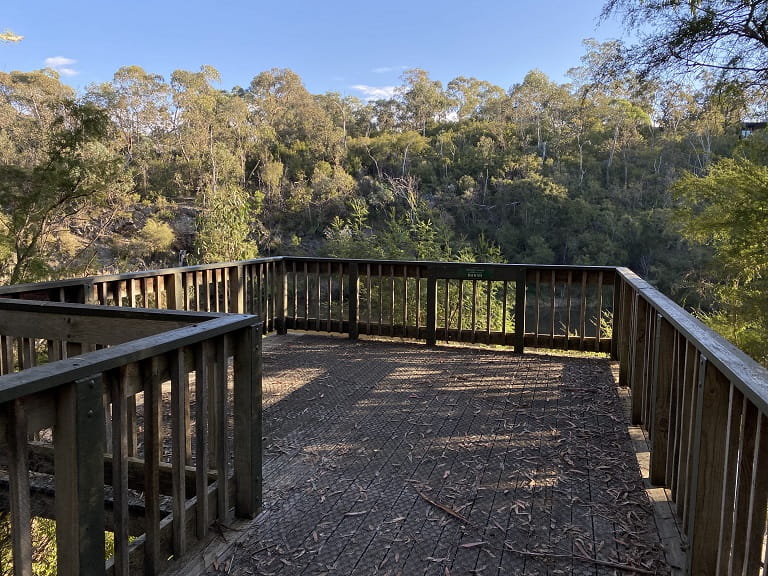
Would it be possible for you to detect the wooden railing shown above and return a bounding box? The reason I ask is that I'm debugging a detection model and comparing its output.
[0,258,615,352]
[0,299,262,575]
[280,258,615,352]
[615,268,768,575]
[1,256,767,574]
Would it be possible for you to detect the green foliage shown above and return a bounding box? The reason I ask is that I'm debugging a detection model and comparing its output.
[134,217,175,259]
[2,56,767,362]
[0,73,131,283]
[0,515,118,575]
[194,183,258,263]
[603,0,768,86]
[673,157,768,362]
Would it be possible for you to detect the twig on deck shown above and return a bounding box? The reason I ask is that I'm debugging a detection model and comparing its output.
[415,488,477,528]
[503,543,656,575]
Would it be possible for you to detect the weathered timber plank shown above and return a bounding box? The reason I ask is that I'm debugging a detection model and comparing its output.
[650,316,675,485]
[688,359,731,576]
[7,399,32,576]
[142,358,162,574]
[233,324,262,518]
[54,377,105,576]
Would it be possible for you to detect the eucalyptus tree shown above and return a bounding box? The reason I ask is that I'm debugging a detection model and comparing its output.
[446,76,506,122]
[87,65,171,197]
[603,0,768,86]
[398,69,450,136]
[507,70,575,166]
[0,70,130,282]
[169,66,260,262]
[673,147,768,364]
[248,68,343,168]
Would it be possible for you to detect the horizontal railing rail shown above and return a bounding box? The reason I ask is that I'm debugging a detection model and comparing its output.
[0,300,262,575]
[2,256,768,574]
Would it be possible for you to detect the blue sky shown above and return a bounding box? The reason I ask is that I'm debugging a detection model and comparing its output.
[2,0,626,98]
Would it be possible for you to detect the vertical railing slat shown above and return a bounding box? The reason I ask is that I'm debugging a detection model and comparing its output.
[534,271,541,348]
[8,399,32,576]
[214,336,230,522]
[549,270,555,349]
[195,341,211,539]
[687,357,731,574]
[54,377,105,576]
[579,271,587,350]
[595,271,603,352]
[107,366,130,576]
[142,358,162,574]
[514,268,525,354]
[485,280,492,340]
[170,347,188,556]
[715,383,743,574]
[631,294,648,425]
[741,412,768,574]
[565,272,573,350]
[678,341,699,529]
[457,280,464,340]
[349,263,359,340]
[650,316,674,485]
[443,279,449,342]
[426,272,437,347]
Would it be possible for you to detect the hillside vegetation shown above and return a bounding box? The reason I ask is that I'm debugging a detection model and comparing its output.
[0,40,766,362]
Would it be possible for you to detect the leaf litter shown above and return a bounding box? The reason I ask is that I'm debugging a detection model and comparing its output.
[206,336,671,575]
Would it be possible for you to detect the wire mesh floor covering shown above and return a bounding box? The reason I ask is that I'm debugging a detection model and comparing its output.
[210,333,677,576]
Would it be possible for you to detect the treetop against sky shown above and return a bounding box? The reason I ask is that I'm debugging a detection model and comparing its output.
[1,0,624,97]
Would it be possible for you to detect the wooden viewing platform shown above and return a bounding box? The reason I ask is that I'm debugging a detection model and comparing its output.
[203,333,680,575]
[0,256,765,575]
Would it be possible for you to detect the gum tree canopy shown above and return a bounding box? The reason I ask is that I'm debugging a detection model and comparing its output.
[603,0,768,84]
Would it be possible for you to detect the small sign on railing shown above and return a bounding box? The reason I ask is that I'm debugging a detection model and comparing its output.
[463,267,491,280]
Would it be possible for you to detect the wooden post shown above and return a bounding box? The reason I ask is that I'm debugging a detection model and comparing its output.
[165,271,184,311]
[234,323,263,517]
[611,272,621,361]
[650,315,674,485]
[630,295,648,425]
[55,377,106,576]
[229,266,245,314]
[514,268,526,354]
[425,271,437,347]
[81,279,95,305]
[7,399,32,576]
[348,263,359,340]
[277,259,288,335]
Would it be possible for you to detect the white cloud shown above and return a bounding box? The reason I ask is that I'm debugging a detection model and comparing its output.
[372,65,408,74]
[45,56,78,76]
[351,84,397,100]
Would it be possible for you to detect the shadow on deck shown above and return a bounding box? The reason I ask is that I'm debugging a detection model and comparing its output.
[209,334,680,576]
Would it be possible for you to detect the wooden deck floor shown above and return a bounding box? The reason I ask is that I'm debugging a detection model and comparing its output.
[209,334,677,576]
